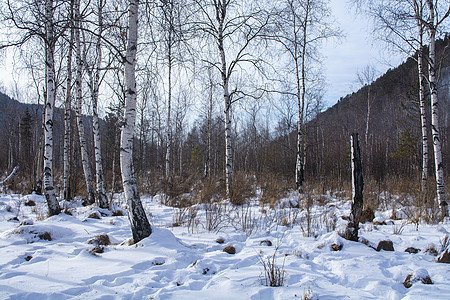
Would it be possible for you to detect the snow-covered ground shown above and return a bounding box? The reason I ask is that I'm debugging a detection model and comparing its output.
[0,192,449,299]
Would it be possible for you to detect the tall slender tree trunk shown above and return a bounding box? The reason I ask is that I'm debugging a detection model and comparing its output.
[294,0,309,193]
[217,13,233,198]
[91,0,108,209]
[417,18,428,201]
[425,0,447,218]
[43,0,61,216]
[64,0,74,201]
[121,0,152,243]
[75,0,95,205]
[165,49,172,183]
[205,69,213,178]
[364,86,371,146]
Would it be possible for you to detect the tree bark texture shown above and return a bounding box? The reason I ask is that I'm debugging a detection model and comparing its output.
[417,23,428,201]
[64,0,74,201]
[91,0,108,209]
[121,0,152,243]
[75,0,95,205]
[345,133,364,241]
[216,4,233,199]
[43,0,61,216]
[425,0,448,218]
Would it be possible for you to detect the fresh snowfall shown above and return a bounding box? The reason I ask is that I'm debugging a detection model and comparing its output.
[0,191,449,300]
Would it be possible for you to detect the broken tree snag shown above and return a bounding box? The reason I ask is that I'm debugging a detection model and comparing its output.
[345,133,364,241]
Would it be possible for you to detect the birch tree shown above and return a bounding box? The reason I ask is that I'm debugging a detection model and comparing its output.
[423,0,449,218]
[121,0,152,242]
[85,0,108,209]
[271,0,339,192]
[0,0,66,215]
[414,0,428,200]
[64,0,75,201]
[43,0,62,215]
[193,0,269,198]
[74,0,95,205]
[357,0,446,204]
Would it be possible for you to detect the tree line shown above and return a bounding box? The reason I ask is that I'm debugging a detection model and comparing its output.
[0,0,448,242]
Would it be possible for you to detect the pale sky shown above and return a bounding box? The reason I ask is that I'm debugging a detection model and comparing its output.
[0,0,406,109]
[322,0,404,107]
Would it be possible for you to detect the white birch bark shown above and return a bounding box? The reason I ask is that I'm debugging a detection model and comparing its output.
[364,86,371,146]
[216,7,233,198]
[91,0,108,209]
[415,5,428,199]
[425,0,447,218]
[64,0,74,201]
[43,0,61,216]
[163,0,175,184]
[121,0,152,242]
[294,0,309,193]
[75,0,95,205]
[204,68,213,178]
[165,58,172,183]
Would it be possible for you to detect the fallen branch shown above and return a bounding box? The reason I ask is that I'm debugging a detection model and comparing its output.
[0,166,19,186]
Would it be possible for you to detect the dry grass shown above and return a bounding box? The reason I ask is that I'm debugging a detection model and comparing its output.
[229,172,256,206]
[259,175,290,208]
[258,246,286,287]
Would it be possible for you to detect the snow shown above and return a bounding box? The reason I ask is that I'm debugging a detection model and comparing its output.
[0,192,449,299]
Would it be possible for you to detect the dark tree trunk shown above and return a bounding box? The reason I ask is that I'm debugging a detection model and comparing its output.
[345,133,364,241]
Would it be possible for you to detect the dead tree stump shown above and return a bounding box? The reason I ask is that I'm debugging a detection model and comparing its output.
[345,133,364,241]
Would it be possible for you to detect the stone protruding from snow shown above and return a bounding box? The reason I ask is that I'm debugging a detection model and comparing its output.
[405,247,420,254]
[223,245,236,254]
[376,240,394,251]
[259,240,272,246]
[403,268,433,288]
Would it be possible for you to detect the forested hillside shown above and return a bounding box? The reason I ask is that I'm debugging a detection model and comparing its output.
[305,37,449,191]
[1,37,449,201]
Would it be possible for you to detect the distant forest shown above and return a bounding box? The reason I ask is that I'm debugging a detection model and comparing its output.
[1,37,448,204]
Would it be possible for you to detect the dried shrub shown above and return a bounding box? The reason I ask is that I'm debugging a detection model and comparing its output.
[88,245,105,255]
[163,175,200,206]
[259,247,286,287]
[360,207,375,223]
[229,172,255,205]
[88,234,111,246]
[205,202,226,232]
[198,178,220,204]
[425,244,438,256]
[38,232,52,241]
[259,175,289,208]
[230,204,258,236]
[392,223,406,235]
[24,199,36,206]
